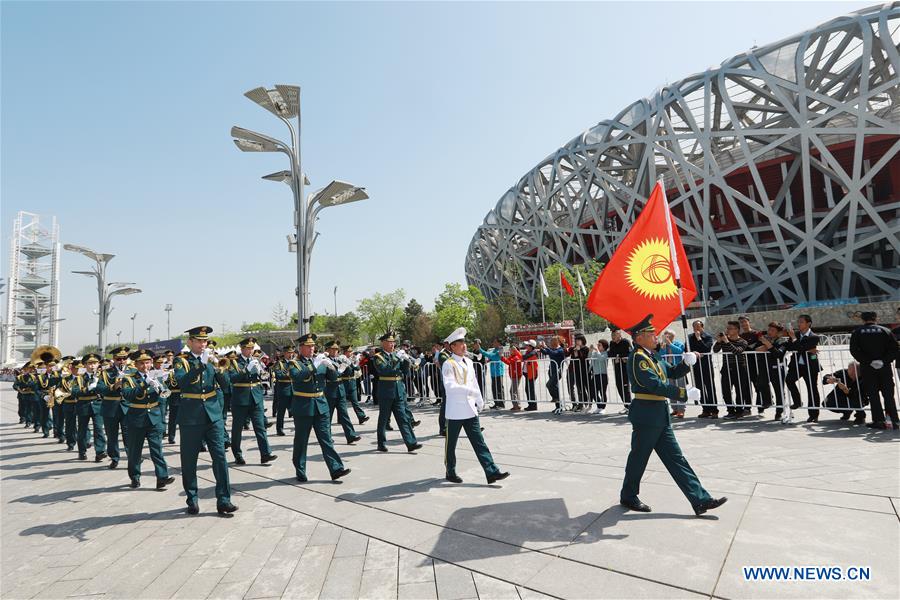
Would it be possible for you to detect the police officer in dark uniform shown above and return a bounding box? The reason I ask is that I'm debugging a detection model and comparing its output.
[619,315,727,516]
[850,311,898,429]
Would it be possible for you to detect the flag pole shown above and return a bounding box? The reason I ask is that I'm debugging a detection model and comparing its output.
[659,176,689,342]
[577,269,586,331]
[559,270,565,322]
[539,268,546,323]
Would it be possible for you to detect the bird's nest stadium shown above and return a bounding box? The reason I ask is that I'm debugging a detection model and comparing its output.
[464,3,900,317]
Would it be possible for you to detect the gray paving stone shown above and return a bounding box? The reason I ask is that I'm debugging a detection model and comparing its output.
[172,567,228,599]
[334,529,369,558]
[364,537,399,571]
[359,567,399,600]
[309,521,343,546]
[434,560,478,600]
[399,581,438,600]
[472,572,521,600]
[320,555,366,600]
[398,548,436,585]
[282,543,336,598]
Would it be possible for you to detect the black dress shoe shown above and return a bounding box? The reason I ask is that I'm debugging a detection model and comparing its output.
[376,446,388,452]
[839,412,851,421]
[331,468,351,481]
[487,471,510,484]
[407,443,423,452]
[186,503,200,515]
[386,425,394,431]
[620,498,652,512]
[200,446,208,453]
[130,479,140,489]
[276,431,286,436]
[853,415,866,425]
[67,445,75,451]
[265,421,273,429]
[261,454,278,464]
[347,436,361,444]
[791,402,801,410]
[806,416,818,423]
[774,410,783,420]
[359,416,370,424]
[445,473,463,483]
[156,476,175,489]
[296,474,308,482]
[78,454,87,461]
[439,431,446,437]
[96,452,107,461]
[216,502,238,515]
[694,496,728,516]
[412,420,421,427]
[234,456,246,465]
[867,421,887,429]
[108,460,119,469]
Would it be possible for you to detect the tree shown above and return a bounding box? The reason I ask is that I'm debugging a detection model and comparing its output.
[410,313,435,348]
[432,283,485,340]
[399,299,424,342]
[272,303,290,328]
[76,344,101,357]
[539,261,608,332]
[356,289,406,343]
[496,294,527,326]
[241,321,278,332]
[311,312,362,345]
[473,304,505,342]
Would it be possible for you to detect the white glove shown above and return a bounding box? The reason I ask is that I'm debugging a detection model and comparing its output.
[686,385,701,403]
[682,352,697,367]
[77,367,87,375]
[396,349,409,360]
[200,349,210,365]
[248,359,262,374]
[148,378,163,392]
[87,378,98,391]
[43,394,50,402]
[871,360,884,370]
[313,355,324,369]
[352,355,360,367]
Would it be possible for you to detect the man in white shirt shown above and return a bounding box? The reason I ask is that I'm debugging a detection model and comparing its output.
[441,327,509,485]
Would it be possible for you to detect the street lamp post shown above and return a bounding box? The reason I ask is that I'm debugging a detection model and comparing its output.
[231,85,368,335]
[130,313,137,346]
[64,244,141,355]
[116,331,122,345]
[164,304,173,339]
[146,324,153,344]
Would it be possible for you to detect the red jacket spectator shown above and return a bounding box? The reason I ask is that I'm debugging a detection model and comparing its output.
[522,345,540,379]
[502,347,524,379]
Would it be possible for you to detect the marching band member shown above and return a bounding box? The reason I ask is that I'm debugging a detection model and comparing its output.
[97,347,133,469]
[341,345,369,425]
[288,334,351,482]
[118,349,175,490]
[174,326,236,516]
[441,327,509,484]
[372,332,421,453]
[70,353,107,462]
[227,337,277,466]
[324,340,361,444]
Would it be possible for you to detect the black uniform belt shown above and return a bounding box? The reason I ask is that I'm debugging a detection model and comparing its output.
[232,382,258,388]
[633,393,667,401]
[293,391,323,398]
[379,376,401,381]
[129,402,159,409]
[182,391,217,400]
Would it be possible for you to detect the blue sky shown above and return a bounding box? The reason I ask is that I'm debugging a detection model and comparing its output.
[1,0,869,353]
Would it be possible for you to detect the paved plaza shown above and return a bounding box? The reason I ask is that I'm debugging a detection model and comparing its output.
[1,385,898,599]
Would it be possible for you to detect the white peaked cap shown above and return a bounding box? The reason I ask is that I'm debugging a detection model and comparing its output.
[444,327,467,344]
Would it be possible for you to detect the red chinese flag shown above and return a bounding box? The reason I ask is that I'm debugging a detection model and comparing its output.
[585,182,696,331]
[560,272,574,297]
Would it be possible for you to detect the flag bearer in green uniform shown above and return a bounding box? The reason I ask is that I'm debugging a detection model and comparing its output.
[324,340,361,444]
[288,334,351,482]
[341,345,369,424]
[119,349,175,490]
[174,326,237,516]
[228,337,277,466]
[372,332,422,453]
[619,315,728,516]
[97,347,133,469]
[272,345,296,435]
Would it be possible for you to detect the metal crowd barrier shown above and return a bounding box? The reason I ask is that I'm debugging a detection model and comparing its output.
[355,347,898,420]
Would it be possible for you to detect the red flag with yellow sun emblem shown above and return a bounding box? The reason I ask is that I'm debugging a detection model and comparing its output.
[586,182,696,331]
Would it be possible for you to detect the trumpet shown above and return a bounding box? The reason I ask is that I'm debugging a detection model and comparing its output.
[148,369,172,399]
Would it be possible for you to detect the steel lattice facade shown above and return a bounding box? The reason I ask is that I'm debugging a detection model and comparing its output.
[465,3,900,317]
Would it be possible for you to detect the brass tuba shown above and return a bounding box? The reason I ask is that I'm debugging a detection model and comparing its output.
[31,345,62,365]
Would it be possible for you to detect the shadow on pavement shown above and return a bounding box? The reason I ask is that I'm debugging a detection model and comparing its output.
[18,508,196,541]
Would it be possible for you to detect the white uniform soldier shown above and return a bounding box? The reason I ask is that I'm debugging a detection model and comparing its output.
[441,327,510,485]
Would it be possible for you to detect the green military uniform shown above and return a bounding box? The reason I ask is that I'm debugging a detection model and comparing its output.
[60,367,80,452]
[620,318,715,512]
[30,364,60,438]
[437,348,451,434]
[341,346,368,424]
[324,342,359,444]
[372,332,419,451]
[228,338,275,464]
[14,365,35,426]
[174,326,233,514]
[166,368,181,443]
[272,350,295,434]
[97,347,134,466]
[215,353,234,451]
[288,334,347,481]
[69,354,106,461]
[120,350,172,488]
